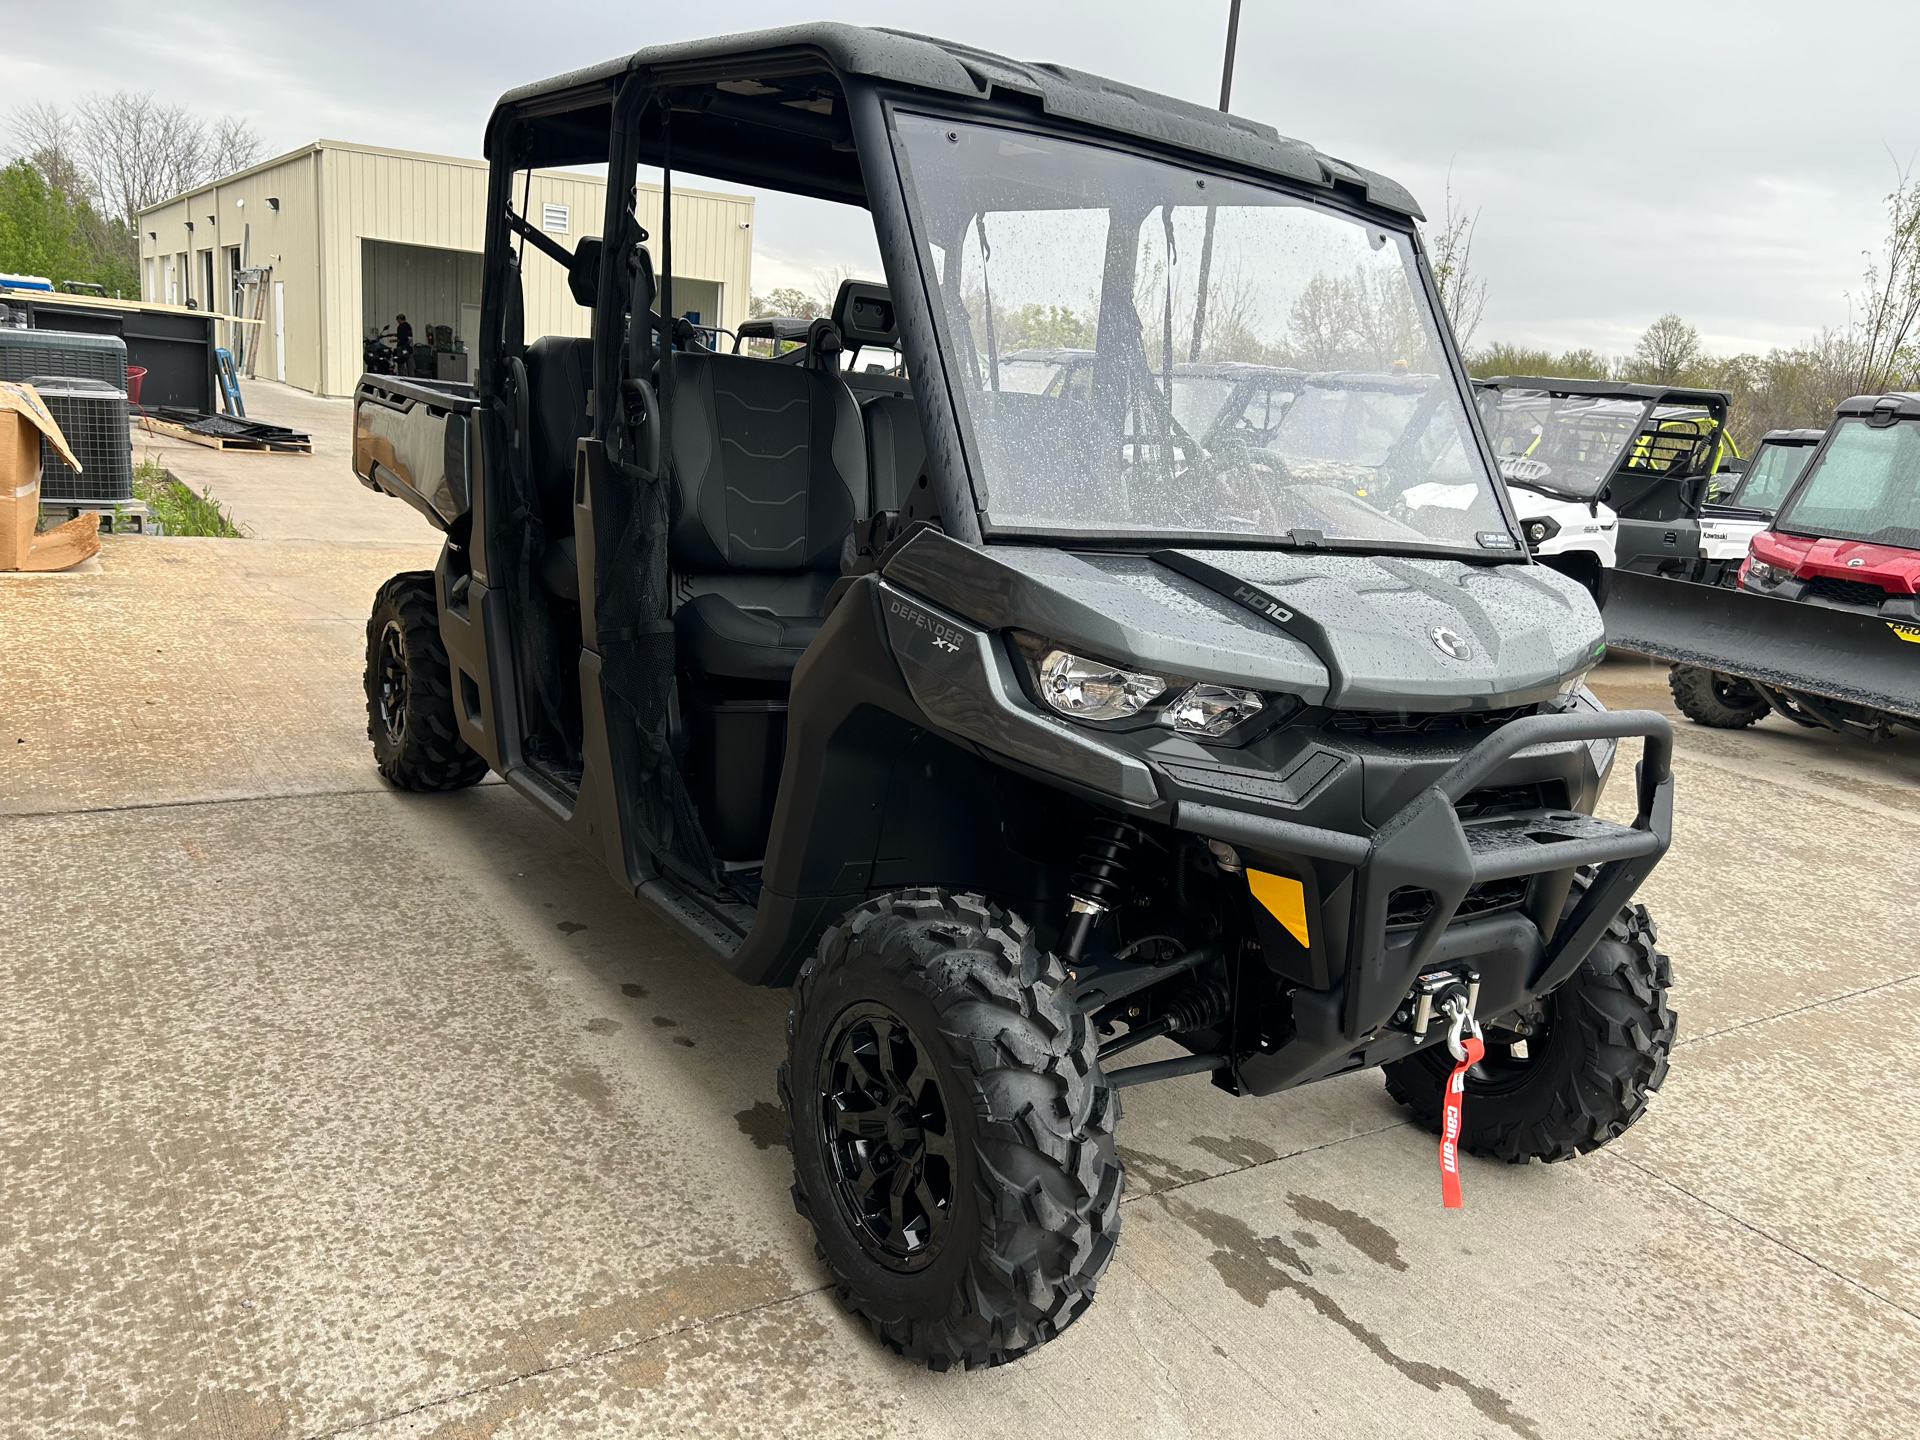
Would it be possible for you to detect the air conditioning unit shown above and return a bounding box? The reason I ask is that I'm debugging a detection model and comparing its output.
[28,376,132,503]
[0,328,128,391]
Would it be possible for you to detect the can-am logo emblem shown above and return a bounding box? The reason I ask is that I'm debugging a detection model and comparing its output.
[1847,557,1866,567]
[1431,628,1472,660]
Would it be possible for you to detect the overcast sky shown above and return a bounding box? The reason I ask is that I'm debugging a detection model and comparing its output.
[10,0,1916,359]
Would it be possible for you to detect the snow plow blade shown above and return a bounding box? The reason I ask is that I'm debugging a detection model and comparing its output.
[1603,569,1920,721]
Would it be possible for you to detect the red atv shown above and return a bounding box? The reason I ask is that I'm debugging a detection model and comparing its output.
[1669,392,1920,736]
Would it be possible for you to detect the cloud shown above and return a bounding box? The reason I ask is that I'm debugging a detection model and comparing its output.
[11,0,1915,354]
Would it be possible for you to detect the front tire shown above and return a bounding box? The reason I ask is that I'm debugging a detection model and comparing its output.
[365,572,489,791]
[1383,900,1674,1163]
[782,889,1122,1369]
[1669,664,1770,729]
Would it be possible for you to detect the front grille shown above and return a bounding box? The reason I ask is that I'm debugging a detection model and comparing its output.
[1323,703,1537,738]
[1455,781,1570,819]
[1387,876,1532,928]
[1385,784,1565,928]
[1804,575,1890,609]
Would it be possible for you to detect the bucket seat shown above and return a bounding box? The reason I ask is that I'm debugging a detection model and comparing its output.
[525,334,592,602]
[667,324,867,683]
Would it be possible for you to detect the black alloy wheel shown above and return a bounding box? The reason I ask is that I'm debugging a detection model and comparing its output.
[1461,1001,1554,1096]
[1383,885,1674,1164]
[819,1002,956,1272]
[376,618,411,743]
[782,888,1122,1369]
[364,571,490,791]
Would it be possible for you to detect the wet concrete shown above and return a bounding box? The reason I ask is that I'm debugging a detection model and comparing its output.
[3,545,1917,1436]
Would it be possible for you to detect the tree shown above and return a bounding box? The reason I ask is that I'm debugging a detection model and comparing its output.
[749,286,819,319]
[1003,303,1095,351]
[1631,313,1702,383]
[0,159,137,295]
[1427,174,1488,349]
[811,264,862,315]
[1287,273,1350,369]
[9,100,85,196]
[1844,163,1920,395]
[6,93,263,268]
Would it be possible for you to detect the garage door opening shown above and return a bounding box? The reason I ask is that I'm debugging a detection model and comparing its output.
[362,239,481,382]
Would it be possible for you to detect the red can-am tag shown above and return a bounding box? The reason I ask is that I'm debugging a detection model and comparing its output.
[1439,1036,1485,1208]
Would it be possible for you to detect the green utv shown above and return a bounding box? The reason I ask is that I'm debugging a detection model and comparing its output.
[353,24,1677,1369]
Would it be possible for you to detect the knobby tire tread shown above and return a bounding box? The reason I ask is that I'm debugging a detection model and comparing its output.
[1668,664,1769,729]
[366,571,489,792]
[781,889,1122,1370]
[1383,898,1674,1164]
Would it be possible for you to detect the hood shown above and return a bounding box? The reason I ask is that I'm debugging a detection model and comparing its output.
[880,532,1603,711]
[1754,531,1920,592]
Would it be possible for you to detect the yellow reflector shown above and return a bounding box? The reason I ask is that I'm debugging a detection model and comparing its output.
[1247,870,1310,948]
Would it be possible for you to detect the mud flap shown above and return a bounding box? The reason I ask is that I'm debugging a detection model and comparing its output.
[1603,569,1920,721]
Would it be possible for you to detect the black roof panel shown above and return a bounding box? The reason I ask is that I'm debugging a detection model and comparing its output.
[491,22,1423,220]
[1475,375,1732,408]
[1833,392,1920,420]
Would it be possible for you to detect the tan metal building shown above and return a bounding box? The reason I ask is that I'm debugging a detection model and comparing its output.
[137,140,755,397]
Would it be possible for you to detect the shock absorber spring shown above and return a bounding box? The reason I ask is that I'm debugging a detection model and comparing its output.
[1061,817,1140,963]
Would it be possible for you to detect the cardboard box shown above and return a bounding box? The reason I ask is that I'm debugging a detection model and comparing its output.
[1,381,98,572]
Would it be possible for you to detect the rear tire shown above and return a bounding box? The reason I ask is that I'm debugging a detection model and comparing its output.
[782,889,1122,1369]
[1383,899,1674,1163]
[365,572,489,791]
[1668,664,1770,729]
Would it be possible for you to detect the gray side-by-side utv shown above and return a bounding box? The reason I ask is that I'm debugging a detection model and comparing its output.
[352,24,1678,1369]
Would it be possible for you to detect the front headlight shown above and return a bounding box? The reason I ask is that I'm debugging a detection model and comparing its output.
[1745,558,1788,586]
[1520,516,1560,547]
[1167,683,1264,736]
[1037,648,1168,720]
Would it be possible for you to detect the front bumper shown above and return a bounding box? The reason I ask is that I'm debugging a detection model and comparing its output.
[1176,709,1674,1094]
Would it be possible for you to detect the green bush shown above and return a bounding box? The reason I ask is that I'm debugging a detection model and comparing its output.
[129,457,246,538]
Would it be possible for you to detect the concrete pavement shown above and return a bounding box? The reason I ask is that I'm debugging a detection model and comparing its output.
[132,381,439,544]
[4,444,1918,1437]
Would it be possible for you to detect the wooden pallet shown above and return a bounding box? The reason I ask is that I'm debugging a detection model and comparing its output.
[138,414,312,454]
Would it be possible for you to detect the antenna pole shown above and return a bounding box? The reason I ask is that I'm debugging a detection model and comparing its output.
[1219,0,1243,112]
[1189,0,1242,361]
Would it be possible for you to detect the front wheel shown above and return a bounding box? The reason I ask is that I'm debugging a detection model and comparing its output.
[1669,664,1770,729]
[365,572,489,791]
[782,890,1122,1369]
[1383,900,1674,1163]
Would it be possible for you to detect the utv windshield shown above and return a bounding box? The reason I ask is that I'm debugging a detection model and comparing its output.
[894,114,1515,553]
[1772,418,1920,549]
[1474,389,1653,501]
[1728,439,1814,512]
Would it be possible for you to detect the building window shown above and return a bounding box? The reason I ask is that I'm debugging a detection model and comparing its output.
[541,203,569,234]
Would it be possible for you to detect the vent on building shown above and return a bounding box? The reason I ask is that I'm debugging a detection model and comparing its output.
[541,203,569,234]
